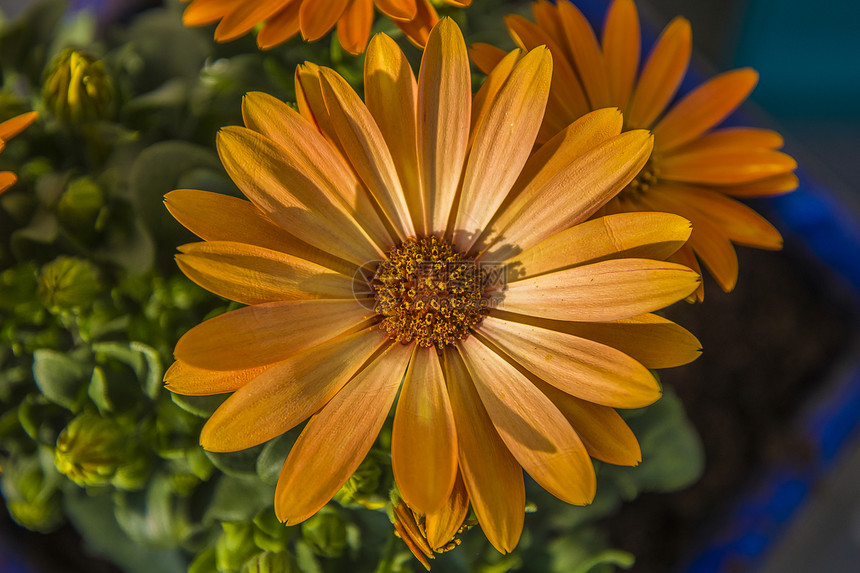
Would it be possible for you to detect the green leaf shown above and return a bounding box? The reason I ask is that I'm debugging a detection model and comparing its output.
[130,341,164,399]
[114,472,192,547]
[617,390,704,493]
[88,366,113,414]
[171,392,228,418]
[206,443,267,478]
[256,430,300,486]
[203,474,275,523]
[64,485,186,573]
[128,140,226,249]
[294,540,322,573]
[32,348,91,411]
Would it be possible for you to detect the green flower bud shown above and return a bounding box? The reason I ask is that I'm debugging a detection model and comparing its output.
[1,458,63,532]
[42,49,115,124]
[57,176,105,236]
[253,508,289,553]
[241,551,296,573]
[335,456,387,510]
[54,412,147,488]
[216,521,259,573]
[38,256,100,313]
[301,506,347,558]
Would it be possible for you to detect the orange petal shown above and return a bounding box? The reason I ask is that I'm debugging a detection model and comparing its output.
[477,316,661,409]
[626,17,691,129]
[364,33,424,234]
[501,258,700,322]
[337,0,373,55]
[505,14,591,129]
[482,128,653,260]
[673,127,785,154]
[175,240,355,304]
[0,111,38,141]
[489,310,701,370]
[653,68,759,152]
[424,471,470,550]
[721,172,799,198]
[274,342,411,524]
[374,0,416,20]
[183,0,241,26]
[468,42,507,75]
[602,0,640,109]
[164,360,270,396]
[531,1,568,59]
[640,189,739,292]
[200,329,388,452]
[443,348,524,554]
[557,0,612,109]
[0,172,17,194]
[537,380,641,466]
[454,46,552,251]
[417,17,470,234]
[394,0,437,49]
[392,348,457,514]
[299,0,349,41]
[318,68,416,239]
[174,299,371,370]
[470,49,523,145]
[164,189,355,276]
[293,63,341,145]
[213,0,293,42]
[659,147,796,185]
[257,0,302,49]
[217,125,388,265]
[652,184,784,249]
[459,336,596,505]
[504,212,691,280]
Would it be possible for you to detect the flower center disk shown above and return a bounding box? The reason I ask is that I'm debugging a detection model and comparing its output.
[372,236,488,348]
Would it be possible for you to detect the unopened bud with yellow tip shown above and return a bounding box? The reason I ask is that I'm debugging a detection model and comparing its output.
[42,49,115,124]
[54,412,149,489]
[335,456,386,510]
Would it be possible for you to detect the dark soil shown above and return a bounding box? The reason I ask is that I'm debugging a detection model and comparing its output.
[606,233,860,572]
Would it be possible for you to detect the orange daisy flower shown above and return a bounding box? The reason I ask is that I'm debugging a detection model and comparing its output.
[180,0,471,54]
[164,19,702,555]
[471,0,799,299]
[0,112,38,195]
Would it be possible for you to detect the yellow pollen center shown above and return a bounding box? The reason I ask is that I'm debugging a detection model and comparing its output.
[372,236,488,348]
[626,158,661,195]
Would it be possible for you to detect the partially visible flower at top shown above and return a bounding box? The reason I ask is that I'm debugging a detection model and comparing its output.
[42,49,115,124]
[0,111,38,194]
[471,0,798,300]
[180,0,472,54]
[164,18,702,556]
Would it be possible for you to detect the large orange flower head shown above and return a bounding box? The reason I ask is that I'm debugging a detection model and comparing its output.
[472,0,799,300]
[181,0,471,54]
[0,112,38,195]
[165,19,702,558]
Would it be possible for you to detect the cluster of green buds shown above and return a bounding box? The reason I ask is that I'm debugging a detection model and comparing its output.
[54,412,150,489]
[42,49,115,124]
[190,508,298,573]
